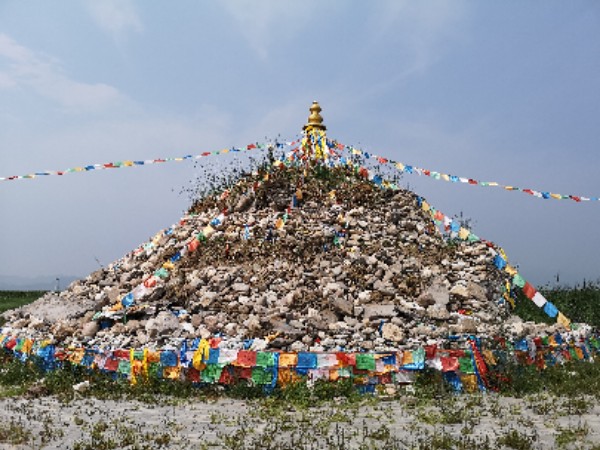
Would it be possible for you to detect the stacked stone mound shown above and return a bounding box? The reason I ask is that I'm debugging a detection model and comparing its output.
[2,164,539,352]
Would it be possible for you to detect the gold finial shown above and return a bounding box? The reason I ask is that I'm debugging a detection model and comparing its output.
[303,101,326,133]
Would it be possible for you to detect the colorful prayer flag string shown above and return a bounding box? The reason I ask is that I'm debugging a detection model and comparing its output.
[330,140,599,203]
[2,138,597,204]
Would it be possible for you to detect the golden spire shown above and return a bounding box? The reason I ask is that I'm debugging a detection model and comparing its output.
[303,101,326,133]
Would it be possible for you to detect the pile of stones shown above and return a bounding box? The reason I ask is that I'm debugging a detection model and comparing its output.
[2,163,555,351]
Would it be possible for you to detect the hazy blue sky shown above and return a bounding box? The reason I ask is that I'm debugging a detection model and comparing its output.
[1,1,599,289]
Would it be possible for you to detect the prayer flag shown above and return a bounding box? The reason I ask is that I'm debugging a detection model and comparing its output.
[531,292,547,308]
[543,301,558,318]
[522,282,536,300]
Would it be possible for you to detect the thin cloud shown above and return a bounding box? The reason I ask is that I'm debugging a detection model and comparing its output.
[221,1,312,60]
[85,0,143,41]
[0,33,124,111]
[369,0,467,71]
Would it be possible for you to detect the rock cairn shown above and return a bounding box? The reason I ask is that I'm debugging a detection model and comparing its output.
[2,160,551,352]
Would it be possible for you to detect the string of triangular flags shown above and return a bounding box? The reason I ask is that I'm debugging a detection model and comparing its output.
[99,144,573,331]
[99,168,298,317]
[0,141,298,182]
[2,138,597,204]
[315,146,574,330]
[329,140,598,202]
[413,195,572,330]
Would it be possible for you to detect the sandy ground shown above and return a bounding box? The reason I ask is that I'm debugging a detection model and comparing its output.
[1,393,600,449]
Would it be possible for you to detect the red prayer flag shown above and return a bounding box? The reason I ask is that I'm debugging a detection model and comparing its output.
[187,239,200,253]
[219,367,235,384]
[236,350,257,368]
[425,345,437,359]
[104,358,119,371]
[113,349,129,359]
[441,357,459,372]
[186,368,201,383]
[522,282,537,300]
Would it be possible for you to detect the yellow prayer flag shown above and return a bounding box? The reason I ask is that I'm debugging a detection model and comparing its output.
[203,225,215,237]
[505,265,518,276]
[146,350,161,364]
[458,227,470,240]
[557,312,571,330]
[192,347,207,371]
[498,248,508,260]
[130,348,137,385]
[482,349,496,366]
[422,201,430,212]
[142,348,149,377]
[22,339,33,354]
[163,366,181,380]
[461,374,478,393]
[162,261,175,270]
[279,353,298,367]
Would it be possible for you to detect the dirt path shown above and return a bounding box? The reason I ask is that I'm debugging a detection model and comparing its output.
[1,393,599,449]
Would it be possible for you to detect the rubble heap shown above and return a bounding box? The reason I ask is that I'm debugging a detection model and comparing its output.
[2,160,548,352]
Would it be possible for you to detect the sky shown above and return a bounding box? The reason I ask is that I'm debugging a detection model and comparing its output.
[0,1,599,290]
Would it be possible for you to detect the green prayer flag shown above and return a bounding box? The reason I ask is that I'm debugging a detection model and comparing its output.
[413,347,426,364]
[459,356,474,374]
[251,367,272,385]
[356,354,376,371]
[513,274,526,288]
[154,268,169,279]
[256,352,275,368]
[467,233,480,243]
[337,367,352,378]
[201,364,223,383]
[569,348,578,360]
[117,360,131,375]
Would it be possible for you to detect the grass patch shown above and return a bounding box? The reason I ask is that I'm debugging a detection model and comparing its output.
[0,290,46,314]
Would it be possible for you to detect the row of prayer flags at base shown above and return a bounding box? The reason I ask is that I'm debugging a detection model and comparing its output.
[2,332,599,392]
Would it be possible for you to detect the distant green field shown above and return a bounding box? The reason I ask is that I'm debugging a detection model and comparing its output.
[0,291,47,315]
